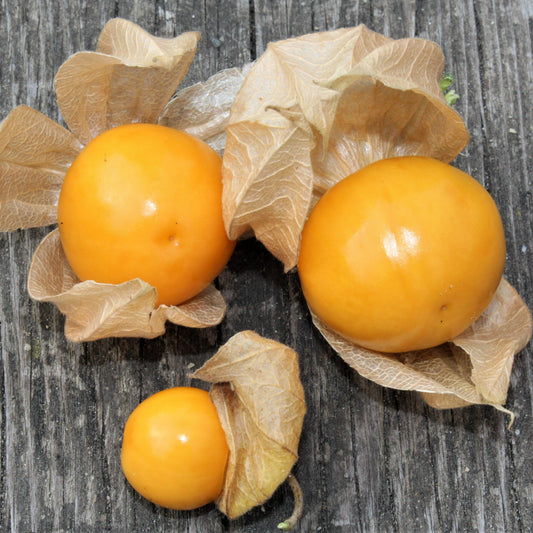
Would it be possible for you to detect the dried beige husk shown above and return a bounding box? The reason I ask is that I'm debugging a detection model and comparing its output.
[0,18,248,341]
[221,25,531,411]
[222,25,470,270]
[55,18,200,145]
[313,279,532,410]
[27,230,225,341]
[159,63,253,154]
[0,106,83,230]
[192,330,306,519]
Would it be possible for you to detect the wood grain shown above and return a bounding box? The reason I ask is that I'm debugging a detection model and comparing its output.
[1,1,532,531]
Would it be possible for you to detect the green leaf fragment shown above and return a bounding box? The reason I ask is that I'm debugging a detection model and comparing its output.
[439,74,459,105]
[445,90,459,105]
[439,73,454,92]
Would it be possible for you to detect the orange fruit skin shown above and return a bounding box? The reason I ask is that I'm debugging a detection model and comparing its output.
[57,123,235,307]
[121,387,229,510]
[298,156,506,353]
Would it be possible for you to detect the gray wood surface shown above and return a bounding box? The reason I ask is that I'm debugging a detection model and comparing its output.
[1,1,532,532]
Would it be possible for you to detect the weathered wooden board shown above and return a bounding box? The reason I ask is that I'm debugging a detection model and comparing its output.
[0,1,532,531]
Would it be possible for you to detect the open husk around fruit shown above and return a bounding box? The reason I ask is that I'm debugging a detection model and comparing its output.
[220,25,532,410]
[0,18,250,341]
[192,331,306,521]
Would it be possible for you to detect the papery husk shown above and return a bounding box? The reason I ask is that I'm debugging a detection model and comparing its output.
[55,18,200,145]
[27,231,226,341]
[0,106,82,231]
[160,63,253,154]
[0,18,246,341]
[192,330,306,519]
[222,25,469,270]
[312,278,532,410]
